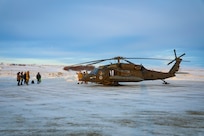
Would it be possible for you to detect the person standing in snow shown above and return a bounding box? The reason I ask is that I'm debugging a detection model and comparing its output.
[20,72,24,85]
[23,72,26,84]
[17,72,21,86]
[25,71,30,85]
[36,72,41,84]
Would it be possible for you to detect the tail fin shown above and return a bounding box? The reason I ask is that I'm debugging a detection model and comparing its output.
[168,49,185,76]
[169,58,182,75]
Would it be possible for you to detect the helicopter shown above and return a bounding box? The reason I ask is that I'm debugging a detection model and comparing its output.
[74,49,187,86]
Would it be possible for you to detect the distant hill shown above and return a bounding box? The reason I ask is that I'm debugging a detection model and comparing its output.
[63,65,95,71]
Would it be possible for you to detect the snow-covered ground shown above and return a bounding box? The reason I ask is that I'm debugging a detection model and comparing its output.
[0,64,77,81]
[0,64,204,136]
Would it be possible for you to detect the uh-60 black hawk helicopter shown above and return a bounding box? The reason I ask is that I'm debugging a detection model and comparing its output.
[74,50,187,86]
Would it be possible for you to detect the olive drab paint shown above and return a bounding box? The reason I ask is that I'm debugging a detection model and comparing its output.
[75,50,186,85]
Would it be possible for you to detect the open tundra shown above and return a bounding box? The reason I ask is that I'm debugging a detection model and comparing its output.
[0,64,204,135]
[0,79,204,136]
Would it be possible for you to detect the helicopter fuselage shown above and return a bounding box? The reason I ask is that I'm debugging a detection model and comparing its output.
[76,50,184,85]
[81,62,177,85]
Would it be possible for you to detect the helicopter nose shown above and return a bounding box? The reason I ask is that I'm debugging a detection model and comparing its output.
[82,74,90,81]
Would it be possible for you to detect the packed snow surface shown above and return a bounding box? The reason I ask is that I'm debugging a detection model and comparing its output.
[0,64,204,136]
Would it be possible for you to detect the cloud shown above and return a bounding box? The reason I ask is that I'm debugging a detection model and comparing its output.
[0,0,204,67]
[1,0,204,42]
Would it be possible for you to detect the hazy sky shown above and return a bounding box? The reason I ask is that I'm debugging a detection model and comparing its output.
[0,0,204,68]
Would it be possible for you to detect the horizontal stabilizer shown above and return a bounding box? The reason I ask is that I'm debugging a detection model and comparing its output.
[176,72,189,74]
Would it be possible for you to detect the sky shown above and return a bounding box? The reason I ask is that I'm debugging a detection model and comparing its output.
[0,0,204,68]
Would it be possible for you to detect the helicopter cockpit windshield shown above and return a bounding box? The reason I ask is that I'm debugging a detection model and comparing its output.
[90,68,99,75]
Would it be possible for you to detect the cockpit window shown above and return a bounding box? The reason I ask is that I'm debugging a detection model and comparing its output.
[90,68,99,75]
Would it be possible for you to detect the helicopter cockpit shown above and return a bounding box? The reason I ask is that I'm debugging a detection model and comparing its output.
[89,68,99,75]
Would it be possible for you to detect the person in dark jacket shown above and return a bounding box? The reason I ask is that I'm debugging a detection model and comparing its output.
[23,72,26,84]
[20,72,24,85]
[36,72,41,84]
[17,72,21,86]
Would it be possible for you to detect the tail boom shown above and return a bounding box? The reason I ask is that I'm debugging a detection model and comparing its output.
[168,58,182,77]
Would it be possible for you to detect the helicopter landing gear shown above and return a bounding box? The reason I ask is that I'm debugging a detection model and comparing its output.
[162,80,169,84]
[112,82,119,86]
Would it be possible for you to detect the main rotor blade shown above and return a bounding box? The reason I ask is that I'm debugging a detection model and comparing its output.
[71,53,189,66]
[72,58,115,66]
[178,53,185,58]
[168,60,175,65]
[125,57,173,61]
[72,60,101,65]
[124,59,135,65]
[174,49,177,58]
[86,60,107,65]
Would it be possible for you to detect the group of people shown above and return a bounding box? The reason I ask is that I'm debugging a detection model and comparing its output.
[17,71,41,86]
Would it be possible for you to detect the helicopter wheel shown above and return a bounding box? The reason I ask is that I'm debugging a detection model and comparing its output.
[112,82,119,86]
[162,80,169,84]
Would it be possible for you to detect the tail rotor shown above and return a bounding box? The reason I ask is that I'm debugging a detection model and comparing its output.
[168,49,185,65]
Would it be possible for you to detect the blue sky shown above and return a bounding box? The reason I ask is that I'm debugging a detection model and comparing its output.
[0,0,204,68]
